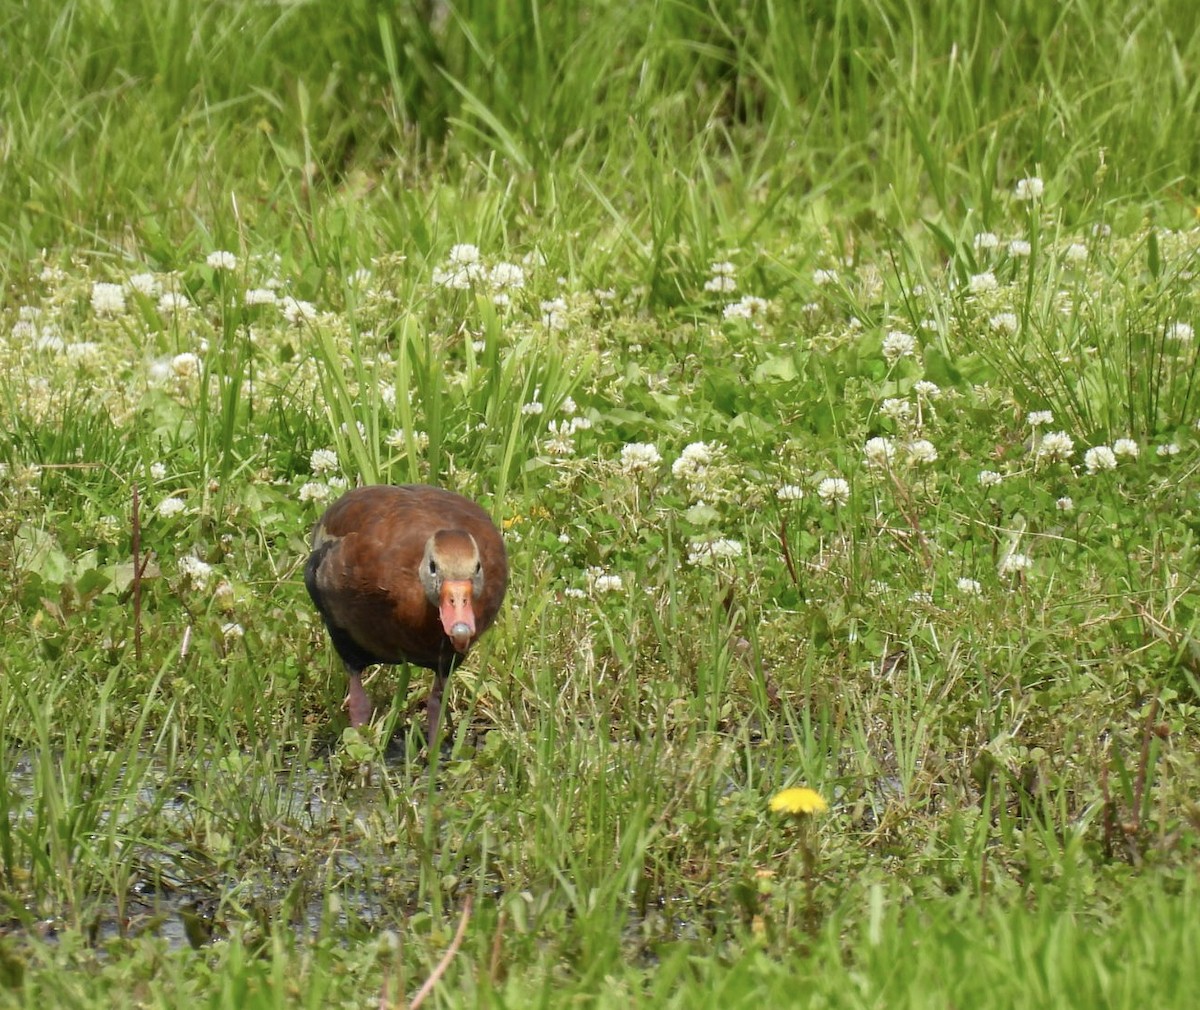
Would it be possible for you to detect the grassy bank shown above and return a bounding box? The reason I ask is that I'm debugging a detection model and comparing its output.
[1,0,1198,1006]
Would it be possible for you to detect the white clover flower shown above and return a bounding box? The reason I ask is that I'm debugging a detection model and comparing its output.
[1014,177,1044,201]
[221,622,245,641]
[672,442,715,484]
[385,429,429,450]
[433,264,484,289]
[620,442,662,474]
[489,262,525,289]
[562,586,587,600]
[864,436,896,468]
[776,483,805,502]
[704,274,737,293]
[957,577,982,595]
[128,273,161,297]
[998,552,1033,575]
[170,352,201,378]
[146,359,171,384]
[880,398,912,421]
[65,341,101,365]
[1064,243,1088,263]
[1165,322,1194,343]
[722,295,769,320]
[150,462,167,481]
[989,312,1019,333]
[907,439,938,464]
[521,400,545,416]
[543,420,576,456]
[310,448,339,474]
[91,282,126,316]
[1112,438,1139,459]
[157,291,191,313]
[687,538,744,565]
[11,319,37,342]
[281,297,317,323]
[969,271,999,294]
[1084,445,1118,473]
[978,470,1003,488]
[1027,410,1054,427]
[909,591,933,605]
[244,288,278,306]
[813,268,838,286]
[705,262,737,292]
[882,330,917,365]
[298,481,334,504]
[914,381,941,399]
[1056,496,1074,511]
[1008,240,1032,257]
[448,243,481,265]
[591,573,624,594]
[540,297,568,329]
[156,496,187,518]
[817,477,851,507]
[35,329,65,352]
[178,555,213,590]
[1037,431,1075,461]
[206,250,238,270]
[1156,443,1180,457]
[973,232,1000,251]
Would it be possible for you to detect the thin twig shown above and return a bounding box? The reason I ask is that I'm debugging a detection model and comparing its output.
[1132,695,1159,834]
[886,470,933,568]
[1100,749,1115,860]
[409,896,473,1010]
[778,514,801,590]
[488,910,506,986]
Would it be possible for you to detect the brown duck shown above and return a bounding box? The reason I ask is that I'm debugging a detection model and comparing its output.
[305,485,508,743]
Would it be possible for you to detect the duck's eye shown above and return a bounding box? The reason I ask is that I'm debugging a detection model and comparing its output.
[475,561,482,575]
[428,559,438,575]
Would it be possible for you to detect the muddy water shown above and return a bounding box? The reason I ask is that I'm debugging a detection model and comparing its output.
[0,748,423,950]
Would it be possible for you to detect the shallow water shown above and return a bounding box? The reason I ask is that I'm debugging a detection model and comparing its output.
[0,745,420,949]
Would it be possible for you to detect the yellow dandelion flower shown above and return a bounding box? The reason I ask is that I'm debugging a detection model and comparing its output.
[769,787,828,816]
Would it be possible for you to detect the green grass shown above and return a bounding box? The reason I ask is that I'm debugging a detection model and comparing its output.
[2,0,1200,1006]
